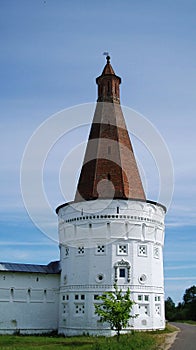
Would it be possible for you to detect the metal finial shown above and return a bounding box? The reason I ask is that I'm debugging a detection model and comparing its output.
[103,52,110,63]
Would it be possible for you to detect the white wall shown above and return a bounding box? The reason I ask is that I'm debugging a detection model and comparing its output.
[0,272,60,334]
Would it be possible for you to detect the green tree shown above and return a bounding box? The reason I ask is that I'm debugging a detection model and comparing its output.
[183,285,196,304]
[94,284,137,341]
[165,285,196,322]
[183,285,196,321]
[165,297,176,321]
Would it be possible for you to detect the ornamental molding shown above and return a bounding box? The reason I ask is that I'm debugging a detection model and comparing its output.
[114,259,130,267]
[59,284,164,292]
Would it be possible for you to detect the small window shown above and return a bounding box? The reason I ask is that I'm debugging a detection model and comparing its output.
[155,304,161,315]
[96,245,105,255]
[115,83,118,95]
[75,304,85,315]
[62,295,65,301]
[77,246,85,255]
[65,246,69,256]
[64,275,67,284]
[96,273,104,283]
[119,268,125,278]
[144,295,149,301]
[145,305,148,315]
[139,274,147,284]
[138,295,143,301]
[107,81,110,93]
[138,245,147,257]
[81,295,85,300]
[27,288,31,301]
[107,173,111,180]
[94,295,99,300]
[117,206,119,214]
[63,304,66,314]
[10,288,14,300]
[75,295,79,300]
[117,244,128,255]
[154,246,160,259]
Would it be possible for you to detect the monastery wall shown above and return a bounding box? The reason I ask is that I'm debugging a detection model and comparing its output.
[0,271,60,334]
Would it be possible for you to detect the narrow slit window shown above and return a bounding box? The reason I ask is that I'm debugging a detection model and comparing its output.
[107,81,110,93]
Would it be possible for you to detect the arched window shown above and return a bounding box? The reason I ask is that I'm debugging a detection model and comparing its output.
[114,259,131,283]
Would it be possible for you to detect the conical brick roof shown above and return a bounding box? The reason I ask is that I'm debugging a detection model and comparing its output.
[75,56,146,202]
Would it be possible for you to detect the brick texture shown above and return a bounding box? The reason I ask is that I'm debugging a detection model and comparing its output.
[75,57,146,202]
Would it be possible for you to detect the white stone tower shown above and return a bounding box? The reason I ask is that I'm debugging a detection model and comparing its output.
[56,56,166,336]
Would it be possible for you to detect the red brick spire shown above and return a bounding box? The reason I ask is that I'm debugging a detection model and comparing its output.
[74,56,146,202]
[96,55,121,104]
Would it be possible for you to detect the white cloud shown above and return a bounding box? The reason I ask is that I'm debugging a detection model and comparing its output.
[165,277,196,281]
[165,265,196,271]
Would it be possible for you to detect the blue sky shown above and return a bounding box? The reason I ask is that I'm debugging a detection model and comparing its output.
[0,0,196,304]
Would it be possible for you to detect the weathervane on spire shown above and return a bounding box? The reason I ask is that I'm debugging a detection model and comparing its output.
[103,52,110,63]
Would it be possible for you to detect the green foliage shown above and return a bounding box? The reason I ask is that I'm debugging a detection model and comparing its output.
[183,285,196,304]
[165,285,196,322]
[183,285,196,321]
[94,284,137,340]
[165,297,176,321]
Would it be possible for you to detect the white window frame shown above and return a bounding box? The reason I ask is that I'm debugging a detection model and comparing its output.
[138,244,147,257]
[117,244,128,256]
[95,244,106,255]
